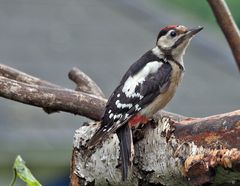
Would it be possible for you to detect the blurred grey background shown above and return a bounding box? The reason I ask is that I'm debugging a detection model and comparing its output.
[0,0,239,185]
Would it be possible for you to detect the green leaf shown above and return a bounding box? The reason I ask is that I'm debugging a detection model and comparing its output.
[10,155,42,186]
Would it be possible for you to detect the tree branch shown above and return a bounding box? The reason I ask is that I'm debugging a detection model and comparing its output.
[0,63,239,185]
[207,0,240,71]
[68,67,105,98]
[0,64,185,121]
[175,110,240,149]
[0,76,105,120]
[0,63,62,88]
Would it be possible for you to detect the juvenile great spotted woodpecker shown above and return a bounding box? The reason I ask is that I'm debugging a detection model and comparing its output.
[86,25,203,181]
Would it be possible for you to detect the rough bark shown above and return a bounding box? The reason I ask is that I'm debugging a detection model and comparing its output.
[0,64,239,185]
[207,0,240,71]
[0,75,106,121]
[72,110,240,186]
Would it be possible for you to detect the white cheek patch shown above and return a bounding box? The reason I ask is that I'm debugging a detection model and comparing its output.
[158,35,175,48]
[157,34,182,49]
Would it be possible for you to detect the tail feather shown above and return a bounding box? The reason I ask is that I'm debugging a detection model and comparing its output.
[117,124,133,181]
[86,120,134,181]
[86,120,129,149]
[86,125,111,149]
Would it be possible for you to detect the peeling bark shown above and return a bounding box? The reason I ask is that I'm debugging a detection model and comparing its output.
[0,64,239,185]
[72,110,240,186]
[175,110,240,149]
[183,149,240,185]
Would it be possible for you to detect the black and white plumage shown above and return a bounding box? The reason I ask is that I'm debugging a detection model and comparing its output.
[86,25,203,181]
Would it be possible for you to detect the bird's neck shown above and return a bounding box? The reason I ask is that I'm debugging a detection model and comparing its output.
[152,46,184,69]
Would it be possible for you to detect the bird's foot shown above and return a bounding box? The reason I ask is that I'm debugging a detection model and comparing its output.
[148,118,158,128]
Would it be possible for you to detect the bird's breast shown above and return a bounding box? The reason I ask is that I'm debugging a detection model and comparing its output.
[140,62,184,117]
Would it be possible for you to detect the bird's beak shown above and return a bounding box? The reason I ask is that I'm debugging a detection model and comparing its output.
[185,26,204,38]
[168,26,203,50]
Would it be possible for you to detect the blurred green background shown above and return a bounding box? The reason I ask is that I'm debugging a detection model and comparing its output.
[0,0,239,185]
[161,0,240,28]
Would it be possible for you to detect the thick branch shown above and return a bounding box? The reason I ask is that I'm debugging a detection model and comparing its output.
[175,110,240,149]
[207,0,240,71]
[0,64,62,88]
[0,64,107,117]
[0,76,105,121]
[156,110,187,122]
[0,64,239,185]
[0,64,186,122]
[72,110,240,186]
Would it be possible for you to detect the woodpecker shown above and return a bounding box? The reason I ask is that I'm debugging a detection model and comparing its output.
[86,25,203,181]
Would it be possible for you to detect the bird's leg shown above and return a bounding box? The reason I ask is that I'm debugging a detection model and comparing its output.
[148,118,158,129]
[131,118,157,143]
[132,128,145,144]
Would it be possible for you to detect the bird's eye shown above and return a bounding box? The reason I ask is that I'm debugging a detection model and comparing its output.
[170,31,177,37]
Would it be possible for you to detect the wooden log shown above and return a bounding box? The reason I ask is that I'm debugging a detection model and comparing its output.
[71,110,240,185]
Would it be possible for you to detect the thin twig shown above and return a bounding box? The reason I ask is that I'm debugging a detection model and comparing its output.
[207,0,240,71]
[68,67,105,98]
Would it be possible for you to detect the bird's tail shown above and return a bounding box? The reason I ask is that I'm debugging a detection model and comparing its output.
[86,122,111,149]
[86,119,129,149]
[117,124,133,181]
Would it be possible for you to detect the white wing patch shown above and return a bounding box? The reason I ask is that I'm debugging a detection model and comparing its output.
[131,92,143,100]
[113,114,122,120]
[135,104,141,111]
[122,61,163,98]
[115,100,133,109]
[109,113,113,119]
[124,113,129,119]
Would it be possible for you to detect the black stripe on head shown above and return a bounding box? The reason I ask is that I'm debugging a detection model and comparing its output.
[157,25,178,41]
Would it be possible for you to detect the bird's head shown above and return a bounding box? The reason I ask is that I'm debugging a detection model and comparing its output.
[156,25,203,61]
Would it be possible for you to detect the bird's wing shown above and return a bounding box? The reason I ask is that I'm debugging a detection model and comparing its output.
[86,61,172,148]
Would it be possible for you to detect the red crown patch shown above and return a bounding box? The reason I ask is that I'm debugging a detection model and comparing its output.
[161,25,178,31]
